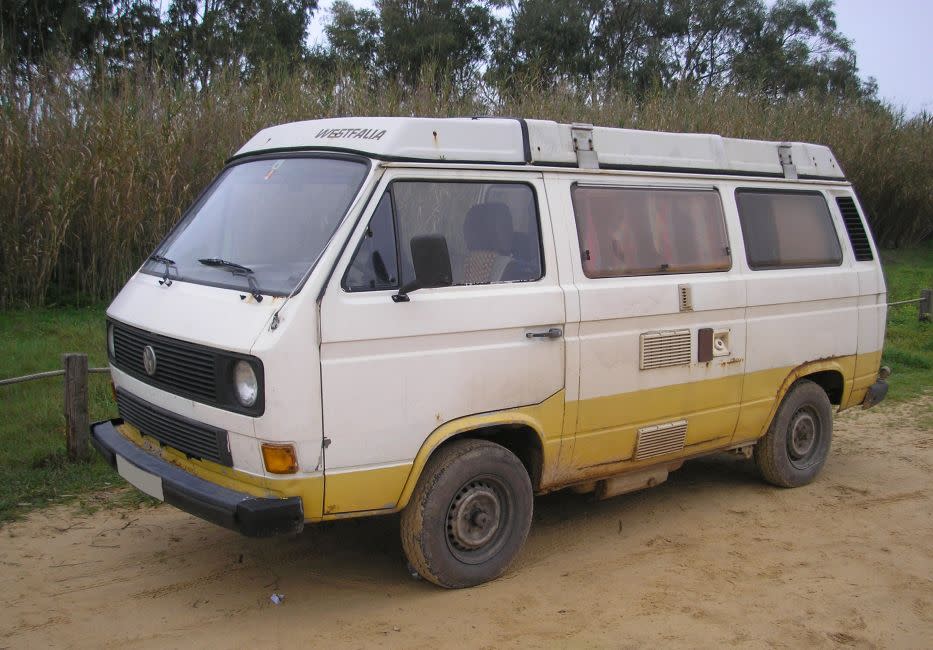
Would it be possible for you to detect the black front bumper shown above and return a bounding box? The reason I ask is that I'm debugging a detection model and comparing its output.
[91,419,303,537]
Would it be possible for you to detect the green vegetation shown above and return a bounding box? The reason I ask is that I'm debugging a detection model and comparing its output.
[1,72,931,309]
[0,308,153,524]
[2,1,932,308]
[880,243,933,401]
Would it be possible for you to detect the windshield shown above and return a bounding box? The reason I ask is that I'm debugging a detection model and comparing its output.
[143,156,369,296]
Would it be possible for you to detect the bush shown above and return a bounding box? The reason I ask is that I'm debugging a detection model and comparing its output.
[1,65,931,308]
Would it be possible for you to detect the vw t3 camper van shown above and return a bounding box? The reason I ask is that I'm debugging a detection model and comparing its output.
[91,117,889,588]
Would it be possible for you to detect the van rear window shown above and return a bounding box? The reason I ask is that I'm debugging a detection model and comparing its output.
[571,186,731,278]
[735,190,842,270]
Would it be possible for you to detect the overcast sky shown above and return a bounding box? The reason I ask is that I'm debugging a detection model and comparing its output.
[309,0,933,116]
[832,0,932,115]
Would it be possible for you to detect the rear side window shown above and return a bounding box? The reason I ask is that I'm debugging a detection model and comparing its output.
[391,181,543,286]
[736,190,842,270]
[571,186,731,278]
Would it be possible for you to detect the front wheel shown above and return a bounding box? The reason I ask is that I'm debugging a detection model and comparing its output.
[755,379,833,487]
[400,439,533,588]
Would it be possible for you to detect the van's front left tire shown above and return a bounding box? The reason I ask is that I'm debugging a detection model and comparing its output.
[400,439,533,588]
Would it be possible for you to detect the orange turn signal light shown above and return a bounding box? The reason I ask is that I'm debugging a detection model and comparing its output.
[261,443,299,474]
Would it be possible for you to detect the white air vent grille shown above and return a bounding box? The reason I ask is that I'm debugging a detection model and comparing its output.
[640,330,692,370]
[635,420,688,460]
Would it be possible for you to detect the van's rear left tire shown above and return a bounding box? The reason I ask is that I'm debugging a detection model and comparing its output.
[400,439,533,588]
[755,379,833,488]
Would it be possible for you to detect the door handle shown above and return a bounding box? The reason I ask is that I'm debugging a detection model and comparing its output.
[526,327,563,340]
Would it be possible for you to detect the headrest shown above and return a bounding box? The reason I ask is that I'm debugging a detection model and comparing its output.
[463,202,514,254]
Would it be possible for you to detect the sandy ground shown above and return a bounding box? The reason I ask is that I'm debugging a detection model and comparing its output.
[1,396,931,649]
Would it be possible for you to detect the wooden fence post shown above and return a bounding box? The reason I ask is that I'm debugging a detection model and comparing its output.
[921,289,931,322]
[63,353,90,461]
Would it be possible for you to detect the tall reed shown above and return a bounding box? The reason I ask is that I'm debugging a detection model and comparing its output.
[1,66,930,308]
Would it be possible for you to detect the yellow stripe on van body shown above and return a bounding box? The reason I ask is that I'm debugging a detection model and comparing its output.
[569,374,743,471]
[391,389,567,512]
[558,352,880,482]
[117,351,881,523]
[322,390,566,516]
[845,350,884,409]
[116,423,326,520]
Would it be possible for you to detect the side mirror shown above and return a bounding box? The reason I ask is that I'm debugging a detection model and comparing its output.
[392,234,452,303]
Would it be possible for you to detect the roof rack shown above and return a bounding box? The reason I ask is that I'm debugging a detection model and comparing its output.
[233,117,845,180]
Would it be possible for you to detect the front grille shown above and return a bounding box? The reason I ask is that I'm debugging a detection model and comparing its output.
[117,389,232,466]
[112,323,217,402]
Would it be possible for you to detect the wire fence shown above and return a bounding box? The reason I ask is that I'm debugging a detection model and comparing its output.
[0,367,110,387]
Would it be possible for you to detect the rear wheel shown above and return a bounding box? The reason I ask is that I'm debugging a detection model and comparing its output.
[755,379,833,487]
[401,439,533,588]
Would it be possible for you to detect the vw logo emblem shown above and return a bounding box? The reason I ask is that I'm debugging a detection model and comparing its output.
[142,345,158,376]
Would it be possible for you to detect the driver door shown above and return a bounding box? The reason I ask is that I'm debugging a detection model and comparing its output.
[319,168,566,514]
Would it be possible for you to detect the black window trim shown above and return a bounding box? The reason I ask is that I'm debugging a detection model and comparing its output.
[569,182,734,279]
[734,187,844,271]
[340,177,547,293]
[834,192,875,262]
[340,190,400,293]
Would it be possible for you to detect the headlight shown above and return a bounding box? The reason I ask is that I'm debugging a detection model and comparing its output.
[107,323,115,358]
[233,360,258,407]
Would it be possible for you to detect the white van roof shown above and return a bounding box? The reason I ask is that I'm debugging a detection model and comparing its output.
[234,116,845,180]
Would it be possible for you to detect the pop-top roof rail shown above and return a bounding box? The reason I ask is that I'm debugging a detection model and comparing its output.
[232,117,846,180]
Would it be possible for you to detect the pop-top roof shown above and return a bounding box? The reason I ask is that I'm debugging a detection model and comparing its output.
[234,116,845,180]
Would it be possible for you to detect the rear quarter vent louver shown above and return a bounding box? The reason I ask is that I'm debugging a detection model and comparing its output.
[836,196,874,261]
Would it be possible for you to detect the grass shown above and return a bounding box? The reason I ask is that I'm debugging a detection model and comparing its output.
[0,307,155,524]
[880,242,933,401]
[0,246,929,524]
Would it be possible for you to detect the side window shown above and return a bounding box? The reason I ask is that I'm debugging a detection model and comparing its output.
[735,190,842,270]
[571,186,731,278]
[391,181,543,286]
[343,192,400,291]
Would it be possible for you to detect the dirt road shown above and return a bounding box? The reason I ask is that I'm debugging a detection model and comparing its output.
[2,396,931,649]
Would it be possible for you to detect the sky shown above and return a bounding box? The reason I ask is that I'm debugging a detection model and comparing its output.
[309,0,933,115]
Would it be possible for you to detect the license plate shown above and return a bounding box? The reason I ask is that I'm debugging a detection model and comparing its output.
[116,455,165,501]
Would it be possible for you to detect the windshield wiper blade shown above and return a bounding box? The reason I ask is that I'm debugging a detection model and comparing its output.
[197,257,263,302]
[197,257,253,273]
[149,254,177,286]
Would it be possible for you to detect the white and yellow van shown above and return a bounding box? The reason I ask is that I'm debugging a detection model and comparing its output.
[91,117,889,588]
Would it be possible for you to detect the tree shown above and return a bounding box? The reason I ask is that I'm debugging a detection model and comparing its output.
[377,0,496,87]
[325,0,382,70]
[732,0,867,97]
[158,0,317,86]
[1,0,99,76]
[491,0,600,89]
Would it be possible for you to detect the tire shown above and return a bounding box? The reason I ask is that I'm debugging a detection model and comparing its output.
[755,379,833,488]
[400,439,533,588]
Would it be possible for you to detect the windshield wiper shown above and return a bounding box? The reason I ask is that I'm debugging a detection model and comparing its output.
[149,254,177,287]
[198,257,264,302]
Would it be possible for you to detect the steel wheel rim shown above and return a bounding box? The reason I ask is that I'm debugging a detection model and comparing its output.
[446,476,511,565]
[787,406,821,469]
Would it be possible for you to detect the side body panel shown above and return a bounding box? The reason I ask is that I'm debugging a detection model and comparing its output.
[833,189,887,408]
[545,174,748,480]
[728,182,866,443]
[319,168,566,515]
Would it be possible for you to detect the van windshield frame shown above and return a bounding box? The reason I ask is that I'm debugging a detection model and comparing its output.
[140,152,372,297]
